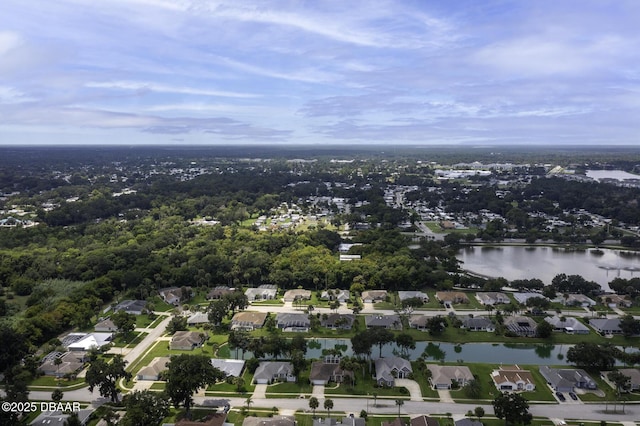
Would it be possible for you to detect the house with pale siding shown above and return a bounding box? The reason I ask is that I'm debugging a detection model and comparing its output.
[374,357,412,386]
[426,364,474,389]
[491,365,535,392]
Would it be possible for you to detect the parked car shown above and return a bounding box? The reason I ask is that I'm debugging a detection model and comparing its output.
[556,392,566,402]
[568,392,578,401]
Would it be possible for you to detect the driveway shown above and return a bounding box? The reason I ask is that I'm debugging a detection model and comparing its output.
[395,378,423,401]
[252,384,268,399]
[437,389,454,403]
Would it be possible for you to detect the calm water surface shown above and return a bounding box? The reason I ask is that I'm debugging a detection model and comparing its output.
[457,246,640,291]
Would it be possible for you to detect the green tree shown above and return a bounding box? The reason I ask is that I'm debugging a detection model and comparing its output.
[165,354,226,416]
[85,355,131,402]
[618,314,640,337]
[395,399,404,418]
[111,310,136,336]
[324,398,334,419]
[120,390,170,426]
[425,315,447,336]
[536,320,553,338]
[309,396,319,418]
[395,333,416,357]
[166,316,188,334]
[567,342,617,370]
[474,406,485,421]
[51,388,64,402]
[463,379,482,398]
[492,392,532,426]
[607,370,631,394]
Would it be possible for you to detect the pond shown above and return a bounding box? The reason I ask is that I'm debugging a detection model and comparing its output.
[586,169,640,182]
[305,339,572,365]
[457,246,640,292]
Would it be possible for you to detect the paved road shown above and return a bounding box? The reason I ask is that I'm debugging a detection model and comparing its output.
[24,390,639,422]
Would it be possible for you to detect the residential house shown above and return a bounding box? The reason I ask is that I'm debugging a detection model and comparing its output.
[398,291,429,303]
[504,316,538,337]
[435,291,469,305]
[382,419,405,426]
[491,365,536,392]
[543,316,590,334]
[38,351,86,378]
[313,418,365,426]
[275,312,310,332]
[283,289,312,302]
[321,313,355,330]
[231,311,268,331]
[245,284,278,301]
[426,364,474,390]
[31,409,94,426]
[461,316,495,332]
[243,416,296,426]
[411,416,440,426]
[454,419,482,426]
[321,289,350,302]
[210,359,245,377]
[207,286,233,300]
[159,287,193,306]
[539,366,596,392]
[137,357,170,380]
[309,356,354,385]
[589,318,623,335]
[166,412,231,426]
[374,356,413,386]
[365,314,402,330]
[170,331,207,350]
[65,332,113,352]
[253,361,296,384]
[557,294,596,307]
[513,292,548,305]
[114,299,147,315]
[187,311,210,326]
[339,254,361,261]
[362,290,388,303]
[604,368,640,391]
[600,294,632,308]
[409,315,430,331]
[94,318,117,333]
[475,292,509,306]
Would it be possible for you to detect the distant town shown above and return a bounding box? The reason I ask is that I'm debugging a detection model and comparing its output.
[1,145,639,426]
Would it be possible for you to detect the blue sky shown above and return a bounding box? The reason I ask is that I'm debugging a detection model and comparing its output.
[1,0,639,146]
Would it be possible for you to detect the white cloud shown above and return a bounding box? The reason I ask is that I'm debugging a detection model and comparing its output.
[85,81,259,98]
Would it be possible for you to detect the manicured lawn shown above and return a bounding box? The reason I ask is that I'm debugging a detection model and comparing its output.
[149,382,166,390]
[324,367,410,398]
[577,373,640,402]
[450,363,555,402]
[265,372,312,397]
[111,331,148,347]
[135,313,156,328]
[29,375,85,388]
[410,361,440,398]
[127,337,224,375]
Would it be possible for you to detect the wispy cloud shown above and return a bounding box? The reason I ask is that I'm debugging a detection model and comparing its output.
[85,81,259,99]
[2,0,640,145]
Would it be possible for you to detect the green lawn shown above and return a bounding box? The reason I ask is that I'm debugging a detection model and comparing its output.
[449,363,555,402]
[265,372,312,397]
[323,366,410,398]
[111,331,148,347]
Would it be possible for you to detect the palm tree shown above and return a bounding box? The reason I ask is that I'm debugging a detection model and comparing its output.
[324,398,334,419]
[309,396,319,418]
[245,397,253,411]
[395,399,404,418]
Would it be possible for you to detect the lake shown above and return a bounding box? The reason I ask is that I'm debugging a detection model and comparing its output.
[457,246,640,291]
[305,339,572,365]
[586,169,640,182]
